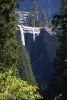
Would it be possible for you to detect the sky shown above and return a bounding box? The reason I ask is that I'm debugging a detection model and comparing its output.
[18,0,61,21]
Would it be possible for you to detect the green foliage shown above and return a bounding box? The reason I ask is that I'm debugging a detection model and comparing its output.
[50,0,67,99]
[53,16,67,99]
[39,10,48,27]
[27,0,39,27]
[19,46,36,85]
[0,0,19,75]
[27,0,48,27]
[0,70,42,100]
[16,30,36,85]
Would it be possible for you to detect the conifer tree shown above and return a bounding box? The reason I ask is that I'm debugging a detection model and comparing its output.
[19,46,36,85]
[16,29,36,85]
[50,0,67,99]
[27,0,38,27]
[0,0,19,75]
[39,10,48,27]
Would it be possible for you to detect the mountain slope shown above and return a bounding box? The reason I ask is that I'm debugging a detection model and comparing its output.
[17,29,36,85]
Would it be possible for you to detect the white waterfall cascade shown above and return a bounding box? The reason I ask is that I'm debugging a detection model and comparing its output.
[17,25,40,45]
[18,25,25,46]
[33,28,36,41]
[17,25,55,46]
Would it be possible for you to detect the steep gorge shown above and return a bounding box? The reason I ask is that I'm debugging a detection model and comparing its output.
[18,25,58,91]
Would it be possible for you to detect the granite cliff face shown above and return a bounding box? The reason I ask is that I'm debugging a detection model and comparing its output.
[21,28,58,90]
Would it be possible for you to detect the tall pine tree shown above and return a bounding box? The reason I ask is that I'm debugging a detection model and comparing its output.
[50,0,67,99]
[16,29,36,85]
[39,10,48,27]
[0,0,19,75]
[19,45,36,85]
[27,0,39,27]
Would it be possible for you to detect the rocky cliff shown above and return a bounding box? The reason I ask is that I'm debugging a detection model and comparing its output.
[20,28,58,90]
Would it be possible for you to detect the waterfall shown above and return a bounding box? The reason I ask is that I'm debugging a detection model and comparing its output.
[18,25,25,46]
[17,25,55,45]
[33,28,36,41]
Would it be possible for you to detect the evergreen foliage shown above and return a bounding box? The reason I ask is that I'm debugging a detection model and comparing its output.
[0,69,42,100]
[16,29,36,85]
[19,45,36,85]
[27,0,48,27]
[0,0,19,75]
[50,0,67,99]
[27,0,38,27]
[39,10,48,27]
